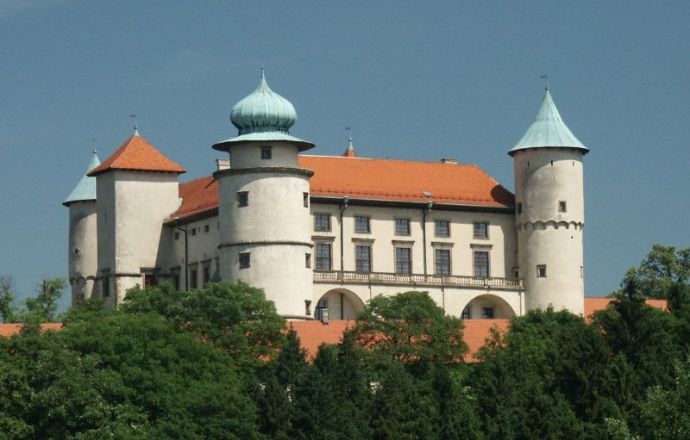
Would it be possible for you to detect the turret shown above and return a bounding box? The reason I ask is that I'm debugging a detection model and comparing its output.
[63,150,100,304]
[212,70,315,318]
[510,86,589,315]
[88,131,185,307]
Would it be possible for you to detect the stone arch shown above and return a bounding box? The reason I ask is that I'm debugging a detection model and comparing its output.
[460,293,517,319]
[313,288,366,321]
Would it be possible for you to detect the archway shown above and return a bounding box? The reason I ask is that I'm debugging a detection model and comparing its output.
[460,293,517,319]
[313,288,365,321]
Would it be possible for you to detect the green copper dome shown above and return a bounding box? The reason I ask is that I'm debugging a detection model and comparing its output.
[230,70,297,135]
[63,150,100,206]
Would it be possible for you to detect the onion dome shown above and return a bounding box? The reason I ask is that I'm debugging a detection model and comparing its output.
[509,88,589,156]
[63,150,100,206]
[213,69,314,151]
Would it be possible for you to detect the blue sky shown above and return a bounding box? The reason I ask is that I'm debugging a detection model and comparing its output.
[1,1,688,310]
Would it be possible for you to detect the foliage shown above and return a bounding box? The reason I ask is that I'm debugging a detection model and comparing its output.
[0,275,17,323]
[24,277,66,322]
[348,291,467,364]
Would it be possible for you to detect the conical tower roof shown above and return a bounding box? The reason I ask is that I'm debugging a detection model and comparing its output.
[509,88,589,155]
[88,133,186,176]
[63,150,101,206]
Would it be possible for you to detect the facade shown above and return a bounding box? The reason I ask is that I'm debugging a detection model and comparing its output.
[64,71,589,319]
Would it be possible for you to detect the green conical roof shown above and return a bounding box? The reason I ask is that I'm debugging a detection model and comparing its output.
[63,151,100,206]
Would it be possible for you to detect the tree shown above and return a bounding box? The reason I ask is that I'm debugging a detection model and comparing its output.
[24,277,66,322]
[347,291,467,365]
[619,244,690,305]
[0,275,17,323]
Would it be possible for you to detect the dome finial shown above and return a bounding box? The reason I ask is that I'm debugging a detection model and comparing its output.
[130,114,139,136]
[343,126,357,157]
[540,74,549,91]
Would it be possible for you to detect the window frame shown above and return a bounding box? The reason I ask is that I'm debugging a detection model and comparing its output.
[434,219,450,237]
[394,217,411,236]
[314,213,332,232]
[394,246,412,275]
[355,244,372,273]
[473,250,490,278]
[434,248,452,276]
[260,146,272,160]
[558,201,567,213]
[237,191,249,207]
[354,215,371,234]
[537,264,547,278]
[239,252,251,269]
[315,242,332,270]
[473,222,489,240]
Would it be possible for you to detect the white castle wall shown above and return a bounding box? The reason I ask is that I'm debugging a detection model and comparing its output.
[67,200,98,303]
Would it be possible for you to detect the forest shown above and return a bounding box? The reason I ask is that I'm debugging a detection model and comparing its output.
[0,244,688,440]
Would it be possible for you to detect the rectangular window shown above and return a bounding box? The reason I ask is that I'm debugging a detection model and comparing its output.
[537,264,547,278]
[473,250,490,278]
[239,253,251,269]
[237,191,249,207]
[314,213,331,232]
[435,220,450,237]
[190,269,198,289]
[315,299,328,321]
[395,247,412,274]
[203,265,211,285]
[305,253,312,268]
[434,249,451,276]
[517,202,523,214]
[191,228,197,236]
[355,215,371,234]
[395,218,410,236]
[355,245,372,273]
[462,306,471,320]
[174,231,180,240]
[204,224,210,233]
[143,273,157,288]
[315,243,332,270]
[473,222,489,239]
[482,307,495,319]
[303,192,309,208]
[559,201,567,213]
[261,146,272,160]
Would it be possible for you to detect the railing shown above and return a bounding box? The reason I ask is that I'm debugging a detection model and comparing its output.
[313,270,522,290]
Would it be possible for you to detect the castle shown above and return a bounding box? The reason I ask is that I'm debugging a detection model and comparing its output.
[64,71,588,320]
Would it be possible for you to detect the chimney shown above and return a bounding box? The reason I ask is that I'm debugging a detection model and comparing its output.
[440,157,458,164]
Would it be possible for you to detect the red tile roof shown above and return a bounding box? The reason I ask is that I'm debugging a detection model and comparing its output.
[0,323,63,337]
[170,155,514,221]
[88,135,186,176]
[584,296,667,319]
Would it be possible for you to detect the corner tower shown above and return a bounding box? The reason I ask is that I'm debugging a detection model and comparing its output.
[213,70,315,318]
[64,150,100,304]
[510,86,589,315]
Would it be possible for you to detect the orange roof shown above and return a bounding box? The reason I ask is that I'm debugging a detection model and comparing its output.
[0,322,63,337]
[88,135,186,176]
[289,320,354,360]
[584,296,668,318]
[170,155,514,221]
[462,319,510,362]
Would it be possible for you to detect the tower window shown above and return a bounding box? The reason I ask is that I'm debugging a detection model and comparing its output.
[314,213,331,232]
[305,253,312,268]
[473,222,489,239]
[537,264,547,278]
[435,220,450,237]
[261,146,272,160]
[517,202,523,214]
[237,191,249,207]
[303,192,309,208]
[558,201,567,213]
[239,253,251,269]
[174,232,180,240]
[394,218,411,236]
[204,224,210,233]
[355,215,371,233]
[191,228,196,236]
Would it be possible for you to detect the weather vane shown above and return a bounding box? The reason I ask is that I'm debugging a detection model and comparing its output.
[130,114,139,135]
[540,74,549,91]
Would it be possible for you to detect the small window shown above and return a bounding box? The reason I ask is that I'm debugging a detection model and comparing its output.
[173,272,180,290]
[435,220,450,237]
[355,245,372,273]
[473,222,489,239]
[462,306,471,320]
[395,247,412,274]
[435,248,451,276]
[174,232,180,240]
[191,228,197,236]
[190,269,198,289]
[143,273,157,288]
[314,213,331,232]
[537,264,547,278]
[315,243,332,270]
[305,253,312,268]
[482,307,495,319]
[303,192,309,208]
[473,250,490,278]
[203,265,210,286]
[580,265,583,278]
[204,224,210,233]
[315,299,328,321]
[355,215,370,234]
[261,146,272,160]
[394,218,410,235]
[239,253,251,269]
[558,201,567,213]
[237,191,249,207]
[517,202,523,214]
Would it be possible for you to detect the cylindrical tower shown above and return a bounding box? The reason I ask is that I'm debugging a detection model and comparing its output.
[63,151,100,304]
[213,70,315,318]
[510,87,589,315]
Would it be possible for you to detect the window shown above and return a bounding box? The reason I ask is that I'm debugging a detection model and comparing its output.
[473,222,489,239]
[237,191,249,207]
[261,146,272,160]
[191,228,197,236]
[171,269,180,290]
[203,264,211,285]
[314,213,331,232]
[204,224,210,233]
[239,253,251,269]
[559,201,567,213]
[435,220,450,237]
[395,218,410,235]
[303,192,309,208]
[473,250,490,278]
[435,249,451,276]
[190,269,198,289]
[315,299,328,321]
[517,202,523,214]
[305,253,312,268]
[537,264,547,278]
[395,247,412,274]
[315,243,332,270]
[482,307,495,319]
[143,273,157,288]
[462,306,471,320]
[355,215,371,234]
[174,231,180,240]
[355,245,372,273]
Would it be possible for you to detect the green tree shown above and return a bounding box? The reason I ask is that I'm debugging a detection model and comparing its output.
[619,244,690,305]
[24,277,66,322]
[0,275,17,323]
[348,291,467,365]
